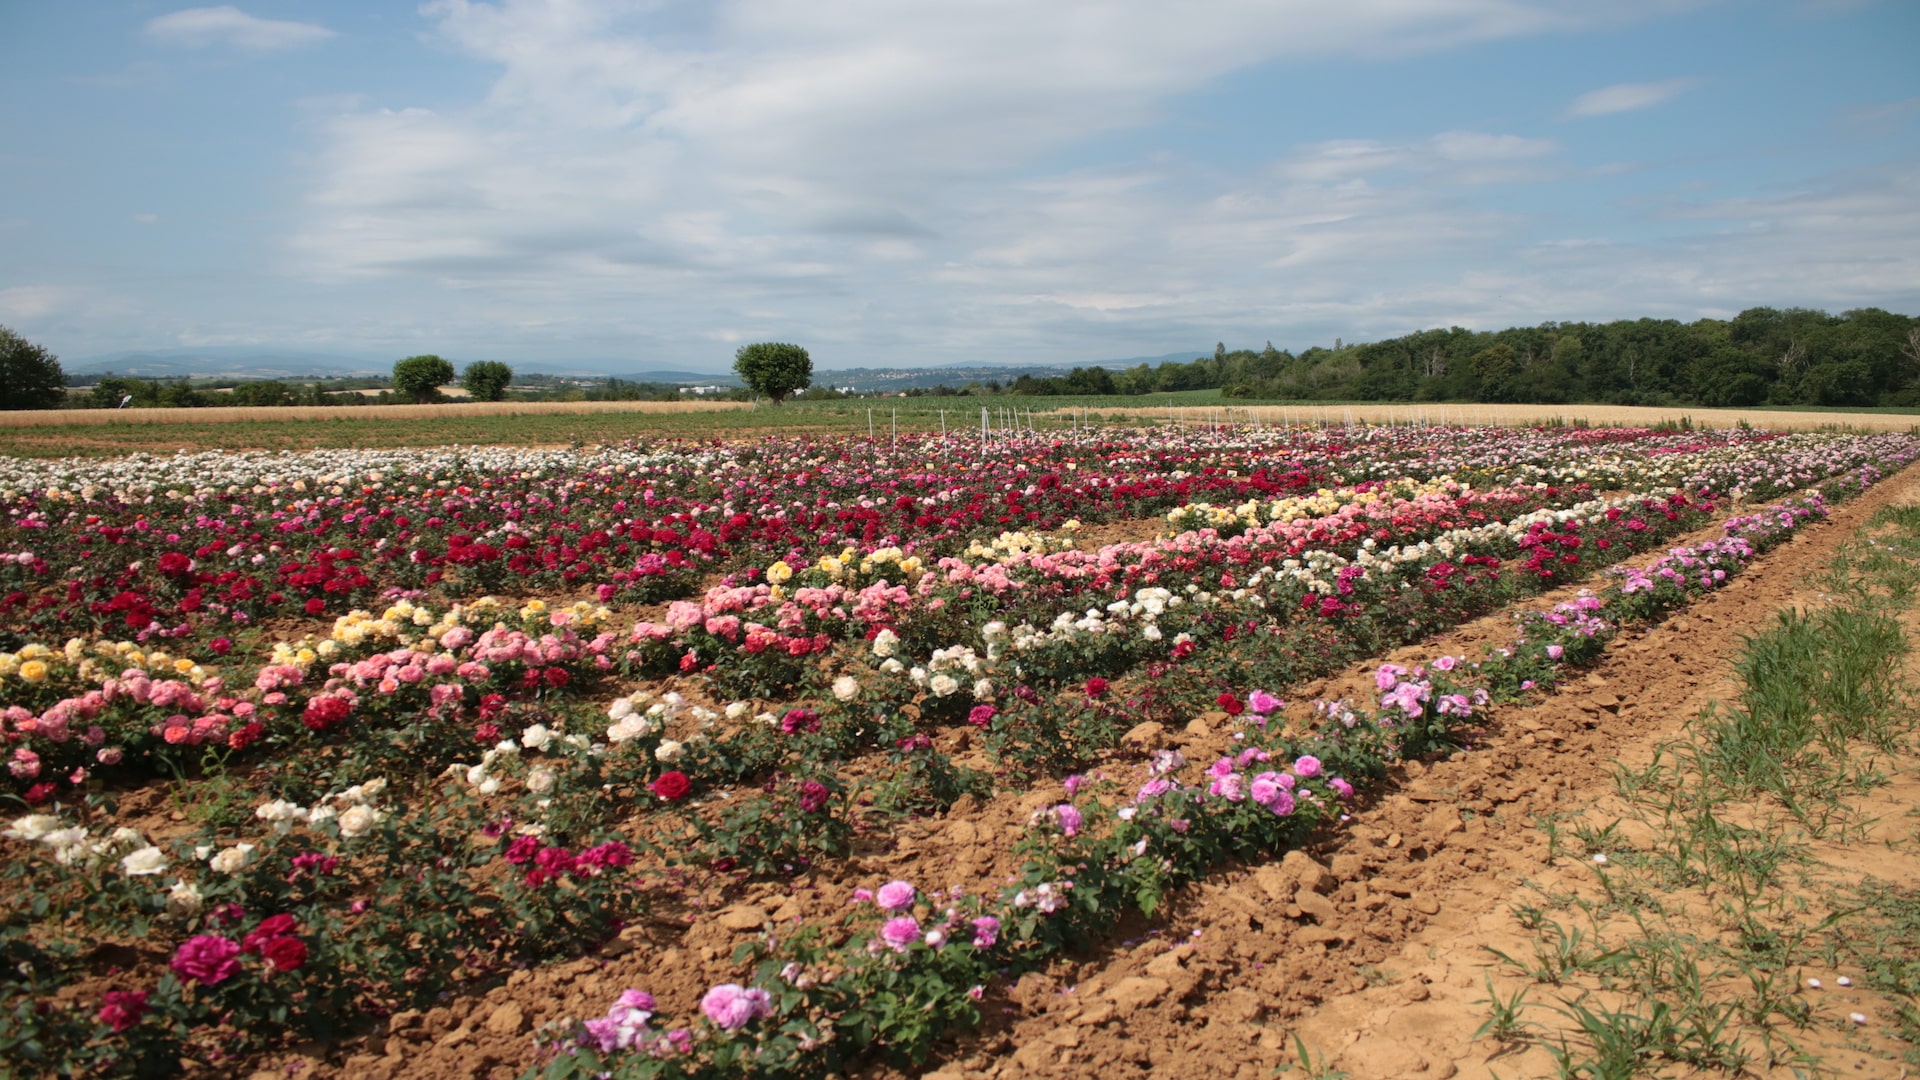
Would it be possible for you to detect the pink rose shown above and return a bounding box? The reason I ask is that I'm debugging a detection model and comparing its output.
[170,934,243,986]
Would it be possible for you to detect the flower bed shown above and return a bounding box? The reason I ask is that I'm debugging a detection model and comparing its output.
[0,426,1915,1077]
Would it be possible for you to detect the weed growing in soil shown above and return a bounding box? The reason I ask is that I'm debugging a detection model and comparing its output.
[1475,501,1920,1074]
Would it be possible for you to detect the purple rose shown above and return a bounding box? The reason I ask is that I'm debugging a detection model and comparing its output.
[1054,804,1083,837]
[971,916,1000,948]
[875,880,916,912]
[1292,755,1322,779]
[700,983,772,1030]
[880,915,921,952]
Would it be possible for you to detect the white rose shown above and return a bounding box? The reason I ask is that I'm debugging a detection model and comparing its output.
[208,843,256,874]
[526,767,556,795]
[166,880,204,916]
[725,701,750,721]
[872,629,899,659]
[3,814,62,842]
[121,846,169,876]
[40,826,87,850]
[521,725,554,752]
[832,676,859,701]
[607,697,634,721]
[478,777,502,796]
[929,673,960,698]
[337,804,382,839]
[880,658,904,675]
[655,739,685,763]
[606,715,654,744]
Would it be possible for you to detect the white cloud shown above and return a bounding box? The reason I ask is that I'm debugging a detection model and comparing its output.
[145,7,336,51]
[1566,77,1699,118]
[0,286,81,320]
[266,1,1912,366]
[1274,132,1559,183]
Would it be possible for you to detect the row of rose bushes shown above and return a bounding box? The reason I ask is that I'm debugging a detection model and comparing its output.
[0,476,1688,801]
[518,486,1851,1078]
[10,447,1916,807]
[4,428,1879,644]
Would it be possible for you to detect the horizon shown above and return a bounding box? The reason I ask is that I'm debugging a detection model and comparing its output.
[3,2,1918,370]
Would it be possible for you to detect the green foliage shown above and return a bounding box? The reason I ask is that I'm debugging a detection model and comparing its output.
[0,326,68,410]
[392,354,456,403]
[733,342,812,404]
[462,360,514,402]
[226,381,294,407]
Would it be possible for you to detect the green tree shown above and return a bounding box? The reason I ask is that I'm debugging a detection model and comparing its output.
[228,381,294,407]
[732,342,812,404]
[392,355,456,404]
[0,325,68,410]
[461,360,513,402]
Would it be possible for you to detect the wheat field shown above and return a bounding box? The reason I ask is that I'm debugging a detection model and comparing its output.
[1096,401,1920,433]
[0,399,754,427]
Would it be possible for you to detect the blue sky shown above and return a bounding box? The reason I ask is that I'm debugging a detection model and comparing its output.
[2,0,1917,373]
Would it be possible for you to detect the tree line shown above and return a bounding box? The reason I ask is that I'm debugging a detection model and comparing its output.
[1011,307,1917,408]
[6,309,1918,411]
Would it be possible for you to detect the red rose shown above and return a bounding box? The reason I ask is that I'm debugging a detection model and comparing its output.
[228,721,264,751]
[242,913,299,952]
[209,637,233,656]
[302,694,351,732]
[1084,677,1108,698]
[503,835,541,864]
[258,935,307,972]
[650,771,691,801]
[304,598,326,615]
[1215,692,1245,716]
[98,989,150,1032]
[23,782,56,805]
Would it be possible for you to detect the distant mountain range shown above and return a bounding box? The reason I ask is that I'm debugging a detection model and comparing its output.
[67,347,388,380]
[63,347,1213,389]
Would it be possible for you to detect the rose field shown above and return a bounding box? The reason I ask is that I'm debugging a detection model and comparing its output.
[5,422,1920,1080]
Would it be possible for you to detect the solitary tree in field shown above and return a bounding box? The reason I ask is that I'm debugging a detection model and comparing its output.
[0,325,68,410]
[392,354,456,404]
[733,342,812,404]
[462,360,514,402]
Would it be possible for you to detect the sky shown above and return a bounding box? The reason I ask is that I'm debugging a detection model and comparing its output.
[2,0,1918,373]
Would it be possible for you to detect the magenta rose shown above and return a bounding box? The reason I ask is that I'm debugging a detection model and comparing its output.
[170,934,243,986]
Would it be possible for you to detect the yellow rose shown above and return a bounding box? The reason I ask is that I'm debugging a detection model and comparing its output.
[765,560,793,585]
[18,659,49,683]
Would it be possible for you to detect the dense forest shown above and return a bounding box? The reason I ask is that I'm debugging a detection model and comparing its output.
[994,307,1920,407]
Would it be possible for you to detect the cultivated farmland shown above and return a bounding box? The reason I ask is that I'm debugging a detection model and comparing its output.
[3,424,1920,1079]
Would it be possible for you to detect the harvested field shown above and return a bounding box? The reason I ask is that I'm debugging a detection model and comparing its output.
[1097,401,1920,433]
[0,399,751,426]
